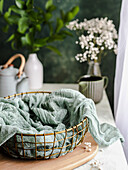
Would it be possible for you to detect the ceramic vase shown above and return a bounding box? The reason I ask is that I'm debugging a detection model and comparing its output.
[87,61,101,76]
[24,53,43,89]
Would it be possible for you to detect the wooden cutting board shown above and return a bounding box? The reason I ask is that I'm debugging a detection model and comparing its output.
[0,132,98,170]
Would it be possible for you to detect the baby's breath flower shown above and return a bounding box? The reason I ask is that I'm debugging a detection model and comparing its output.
[67,17,118,62]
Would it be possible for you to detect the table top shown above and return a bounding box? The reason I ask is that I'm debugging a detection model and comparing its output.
[40,83,128,170]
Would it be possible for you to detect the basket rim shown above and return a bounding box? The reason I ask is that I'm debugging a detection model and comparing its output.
[4,91,88,136]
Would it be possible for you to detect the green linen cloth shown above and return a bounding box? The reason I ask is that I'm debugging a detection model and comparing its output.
[0,89,124,158]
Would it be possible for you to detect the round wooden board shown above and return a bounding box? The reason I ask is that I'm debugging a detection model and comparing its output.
[0,132,98,170]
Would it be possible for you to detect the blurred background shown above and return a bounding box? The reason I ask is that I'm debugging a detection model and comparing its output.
[0,0,122,112]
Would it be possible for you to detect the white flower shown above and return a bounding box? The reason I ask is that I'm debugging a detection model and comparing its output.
[101,47,104,50]
[67,17,118,62]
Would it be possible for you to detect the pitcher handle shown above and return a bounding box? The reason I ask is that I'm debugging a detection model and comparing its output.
[103,76,108,89]
[2,54,25,78]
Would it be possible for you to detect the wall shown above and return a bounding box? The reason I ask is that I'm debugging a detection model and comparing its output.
[0,0,122,111]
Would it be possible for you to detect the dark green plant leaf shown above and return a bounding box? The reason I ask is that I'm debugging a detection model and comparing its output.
[34,42,46,48]
[2,25,9,33]
[7,34,15,42]
[32,47,40,52]
[35,7,44,15]
[46,45,61,56]
[15,0,25,9]
[55,18,64,33]
[71,6,79,17]
[45,0,53,10]
[0,0,4,13]
[36,24,41,31]
[10,5,26,16]
[4,8,12,22]
[28,11,37,22]
[11,40,16,50]
[60,9,65,20]
[18,17,29,33]
[48,34,64,43]
[65,12,73,22]
[34,37,49,47]
[48,22,53,36]
[26,0,33,9]
[35,37,49,44]
[25,28,34,45]
[64,6,79,23]
[7,15,20,24]
[21,36,28,46]
[44,12,52,21]
[25,33,32,45]
[47,5,56,12]
[60,30,73,36]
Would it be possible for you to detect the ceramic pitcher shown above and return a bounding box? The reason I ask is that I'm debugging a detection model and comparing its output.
[0,54,29,97]
[78,75,108,103]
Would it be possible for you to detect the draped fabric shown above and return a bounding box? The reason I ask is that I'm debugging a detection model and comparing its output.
[114,0,128,162]
[0,89,124,159]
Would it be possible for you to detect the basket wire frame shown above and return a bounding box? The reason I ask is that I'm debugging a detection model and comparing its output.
[1,91,89,160]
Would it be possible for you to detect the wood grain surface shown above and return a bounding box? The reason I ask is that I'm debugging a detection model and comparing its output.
[0,132,98,170]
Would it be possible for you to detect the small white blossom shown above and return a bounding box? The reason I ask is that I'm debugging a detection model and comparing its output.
[67,17,118,62]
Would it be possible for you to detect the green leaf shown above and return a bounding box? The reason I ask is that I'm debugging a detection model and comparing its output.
[32,47,40,52]
[44,12,52,21]
[28,11,37,22]
[25,33,31,45]
[71,6,79,17]
[35,7,44,15]
[4,8,12,22]
[45,0,53,10]
[48,34,64,43]
[35,37,49,44]
[26,0,33,9]
[7,15,20,24]
[10,5,26,16]
[18,17,29,33]
[34,37,49,47]
[15,0,25,9]
[60,30,73,36]
[11,40,16,50]
[48,22,53,36]
[46,45,61,56]
[2,25,9,33]
[64,6,79,23]
[36,24,41,31]
[47,5,56,12]
[25,28,34,45]
[21,36,28,46]
[55,18,64,33]
[34,42,46,48]
[65,12,73,22]
[7,34,15,42]
[0,0,4,13]
[60,9,65,20]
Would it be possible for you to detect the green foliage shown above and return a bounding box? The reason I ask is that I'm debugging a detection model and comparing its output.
[0,0,4,14]
[1,0,79,54]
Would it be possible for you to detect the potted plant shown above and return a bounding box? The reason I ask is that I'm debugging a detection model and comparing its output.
[1,0,79,88]
[67,17,118,76]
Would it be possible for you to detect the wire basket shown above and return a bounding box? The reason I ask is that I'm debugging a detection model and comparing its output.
[1,91,89,160]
